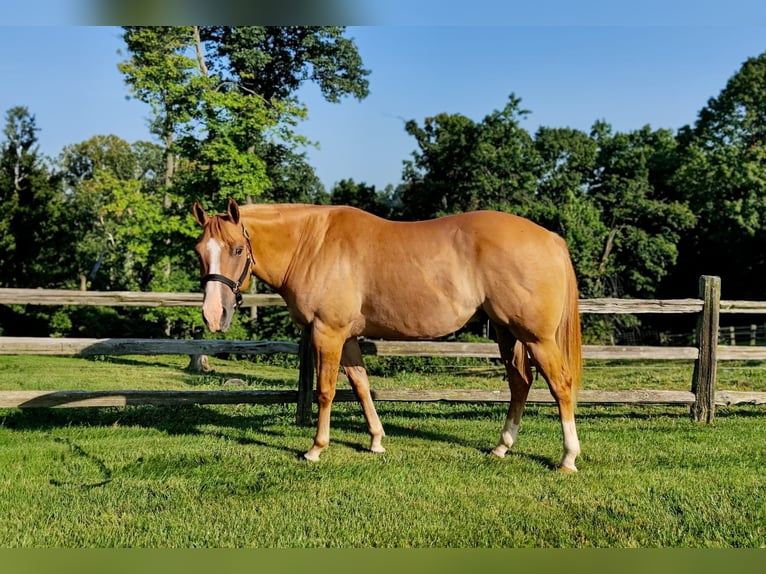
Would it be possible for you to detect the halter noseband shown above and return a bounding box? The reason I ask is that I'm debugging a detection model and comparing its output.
[200,224,255,308]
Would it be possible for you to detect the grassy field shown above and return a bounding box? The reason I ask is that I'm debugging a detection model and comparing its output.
[0,354,765,547]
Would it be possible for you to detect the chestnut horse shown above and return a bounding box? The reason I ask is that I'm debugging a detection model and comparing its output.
[193,198,583,471]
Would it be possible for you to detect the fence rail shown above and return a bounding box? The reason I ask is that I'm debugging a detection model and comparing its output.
[0,288,284,308]
[7,389,763,410]
[0,288,706,313]
[1,277,766,423]
[0,336,701,360]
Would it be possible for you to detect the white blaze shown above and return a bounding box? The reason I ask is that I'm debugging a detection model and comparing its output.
[206,237,222,274]
[202,238,225,331]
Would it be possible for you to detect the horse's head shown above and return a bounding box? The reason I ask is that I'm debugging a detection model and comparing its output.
[192,197,254,332]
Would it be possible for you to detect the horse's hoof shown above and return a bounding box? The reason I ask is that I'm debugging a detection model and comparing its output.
[370,445,386,454]
[558,465,578,473]
[489,447,507,459]
[300,451,321,462]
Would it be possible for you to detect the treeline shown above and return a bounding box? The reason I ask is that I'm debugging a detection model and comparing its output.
[1,26,765,344]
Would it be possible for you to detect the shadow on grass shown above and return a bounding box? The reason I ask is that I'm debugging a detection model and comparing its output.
[82,356,300,390]
[83,356,192,370]
[0,401,521,464]
[2,398,761,470]
[0,403,271,434]
[2,404,311,464]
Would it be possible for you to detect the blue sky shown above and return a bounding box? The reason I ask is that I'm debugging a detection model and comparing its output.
[1,8,765,191]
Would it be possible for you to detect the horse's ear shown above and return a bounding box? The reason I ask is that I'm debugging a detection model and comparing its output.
[192,201,209,227]
[227,197,241,224]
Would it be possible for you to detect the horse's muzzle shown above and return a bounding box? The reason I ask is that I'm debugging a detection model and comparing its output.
[201,284,235,332]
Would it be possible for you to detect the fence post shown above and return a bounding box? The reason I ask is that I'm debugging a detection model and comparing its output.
[296,325,315,426]
[691,275,720,423]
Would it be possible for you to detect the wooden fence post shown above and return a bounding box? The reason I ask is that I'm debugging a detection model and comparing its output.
[691,275,720,423]
[296,326,315,426]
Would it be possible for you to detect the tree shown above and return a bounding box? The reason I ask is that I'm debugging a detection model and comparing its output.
[330,178,390,217]
[0,107,67,288]
[58,135,167,292]
[261,142,327,204]
[668,52,766,299]
[56,134,203,337]
[531,126,607,298]
[588,123,695,298]
[119,26,276,203]
[119,26,369,207]
[118,27,206,186]
[399,94,538,220]
[201,26,370,103]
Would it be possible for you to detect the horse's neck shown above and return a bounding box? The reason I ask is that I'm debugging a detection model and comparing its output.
[240,204,318,290]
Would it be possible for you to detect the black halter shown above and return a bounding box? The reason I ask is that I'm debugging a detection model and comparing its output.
[200,225,255,308]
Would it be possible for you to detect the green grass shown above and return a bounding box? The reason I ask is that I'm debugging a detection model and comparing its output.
[0,355,765,547]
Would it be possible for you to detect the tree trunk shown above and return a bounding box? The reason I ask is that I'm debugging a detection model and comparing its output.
[193,26,209,78]
[187,354,211,373]
[598,226,621,274]
[164,134,174,186]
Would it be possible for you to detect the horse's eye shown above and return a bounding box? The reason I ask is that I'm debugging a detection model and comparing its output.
[234,247,244,256]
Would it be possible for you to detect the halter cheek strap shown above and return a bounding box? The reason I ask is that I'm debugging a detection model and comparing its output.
[200,225,255,308]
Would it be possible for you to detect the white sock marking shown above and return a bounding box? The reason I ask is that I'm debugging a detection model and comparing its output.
[560,420,581,470]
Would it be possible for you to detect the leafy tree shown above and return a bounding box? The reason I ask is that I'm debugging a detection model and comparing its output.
[330,178,390,217]
[118,26,206,186]
[55,135,201,337]
[259,142,327,204]
[0,106,68,288]
[531,126,607,297]
[399,97,694,301]
[120,26,275,204]
[588,123,695,298]
[399,94,538,220]
[58,135,167,291]
[201,26,370,104]
[668,52,766,299]
[119,26,369,207]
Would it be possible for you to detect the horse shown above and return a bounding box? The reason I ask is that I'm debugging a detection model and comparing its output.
[192,197,583,471]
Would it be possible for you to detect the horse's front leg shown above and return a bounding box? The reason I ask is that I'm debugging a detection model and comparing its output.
[342,337,385,454]
[302,323,345,462]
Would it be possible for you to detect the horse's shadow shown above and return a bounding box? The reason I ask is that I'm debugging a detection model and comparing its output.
[0,401,556,469]
[1,403,294,455]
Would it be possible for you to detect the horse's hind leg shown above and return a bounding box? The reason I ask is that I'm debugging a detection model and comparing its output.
[341,338,386,454]
[491,327,533,458]
[525,338,581,472]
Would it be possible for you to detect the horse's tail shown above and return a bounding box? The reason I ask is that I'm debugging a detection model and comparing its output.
[555,236,583,399]
[512,338,533,386]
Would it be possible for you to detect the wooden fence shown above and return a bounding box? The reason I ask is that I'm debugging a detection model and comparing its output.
[1,276,766,425]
